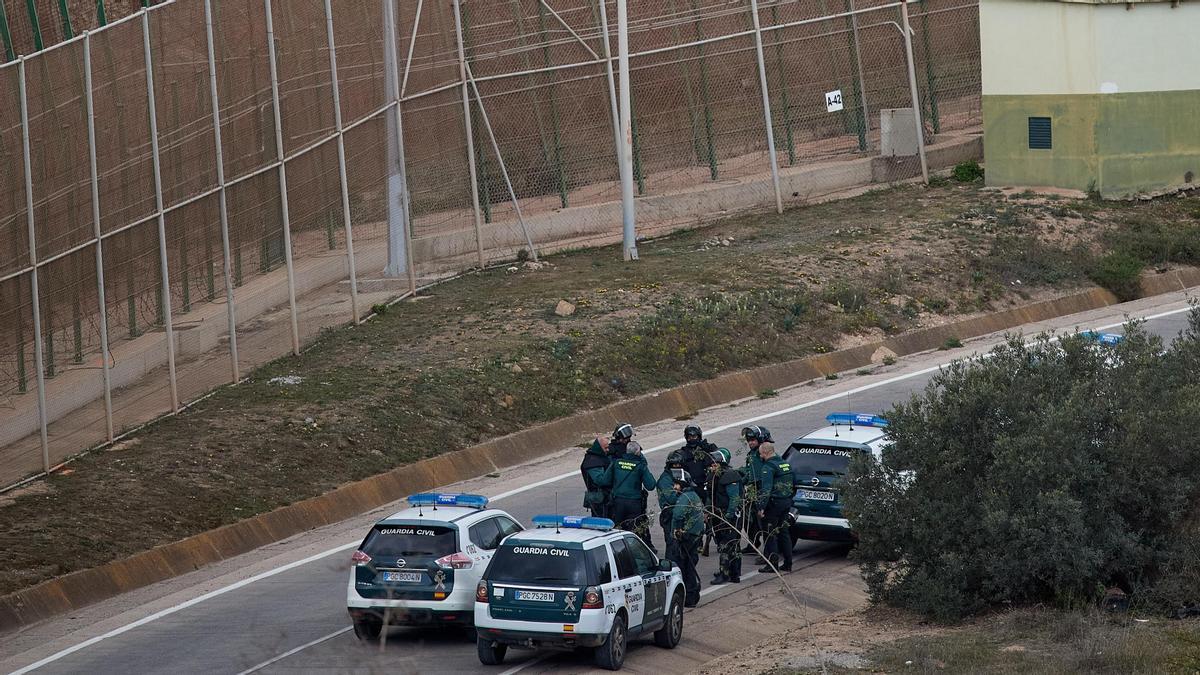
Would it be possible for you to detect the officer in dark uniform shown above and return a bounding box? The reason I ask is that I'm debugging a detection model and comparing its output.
[670,468,704,607]
[657,450,686,563]
[755,441,795,573]
[602,439,658,552]
[679,426,718,503]
[707,448,743,584]
[579,435,611,518]
[740,425,768,555]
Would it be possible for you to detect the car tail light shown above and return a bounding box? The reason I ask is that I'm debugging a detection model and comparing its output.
[582,586,603,609]
[476,582,489,603]
[435,552,473,569]
[351,550,372,567]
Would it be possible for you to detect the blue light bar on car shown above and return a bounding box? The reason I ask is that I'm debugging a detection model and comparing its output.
[825,412,888,428]
[532,515,614,531]
[1081,331,1124,346]
[407,493,489,509]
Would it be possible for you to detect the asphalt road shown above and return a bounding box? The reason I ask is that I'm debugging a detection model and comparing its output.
[2,291,1195,675]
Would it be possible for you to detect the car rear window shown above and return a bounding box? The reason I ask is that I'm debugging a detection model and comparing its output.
[361,524,458,558]
[785,444,863,477]
[487,543,589,585]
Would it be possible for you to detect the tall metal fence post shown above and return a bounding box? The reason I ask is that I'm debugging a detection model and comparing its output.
[263,0,302,354]
[83,31,115,441]
[847,0,871,151]
[18,57,51,471]
[596,0,623,176]
[616,0,637,261]
[900,0,929,183]
[382,0,417,292]
[748,0,783,214]
[142,9,181,411]
[452,0,486,269]
[204,0,239,382]
[322,0,362,322]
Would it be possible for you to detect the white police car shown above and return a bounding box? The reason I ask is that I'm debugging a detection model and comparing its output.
[474,515,685,670]
[347,493,523,640]
[783,413,890,543]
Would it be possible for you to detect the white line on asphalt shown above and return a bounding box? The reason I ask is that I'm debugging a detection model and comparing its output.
[497,654,551,675]
[12,303,1192,673]
[8,543,357,675]
[235,626,352,675]
[698,570,760,596]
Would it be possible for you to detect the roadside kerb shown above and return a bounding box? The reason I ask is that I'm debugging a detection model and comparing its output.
[2,271,1196,634]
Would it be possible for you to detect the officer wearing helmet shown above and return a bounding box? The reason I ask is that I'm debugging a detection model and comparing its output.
[679,426,718,504]
[657,450,686,563]
[602,433,658,552]
[609,423,634,458]
[707,448,743,584]
[579,434,611,518]
[740,425,769,555]
[670,468,704,607]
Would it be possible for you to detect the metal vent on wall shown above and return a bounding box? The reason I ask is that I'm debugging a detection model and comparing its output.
[1028,117,1052,150]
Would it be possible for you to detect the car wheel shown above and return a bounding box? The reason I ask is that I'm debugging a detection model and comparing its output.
[653,592,684,649]
[477,636,508,665]
[594,613,628,670]
[352,615,382,642]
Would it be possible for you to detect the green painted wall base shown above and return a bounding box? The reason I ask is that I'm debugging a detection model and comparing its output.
[984,90,1200,198]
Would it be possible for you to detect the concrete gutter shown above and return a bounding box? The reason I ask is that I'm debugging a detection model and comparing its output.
[3,268,1197,635]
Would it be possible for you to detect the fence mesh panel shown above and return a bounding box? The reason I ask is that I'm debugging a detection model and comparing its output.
[0,0,982,487]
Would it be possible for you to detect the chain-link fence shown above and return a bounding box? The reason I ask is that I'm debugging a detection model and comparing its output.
[0,0,981,489]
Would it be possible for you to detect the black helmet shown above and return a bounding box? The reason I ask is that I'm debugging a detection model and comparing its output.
[684,425,702,442]
[670,468,693,487]
[759,425,774,443]
[612,423,634,441]
[742,425,765,443]
[666,450,686,468]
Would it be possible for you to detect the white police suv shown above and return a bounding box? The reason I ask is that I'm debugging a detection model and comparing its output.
[783,413,890,543]
[474,515,685,670]
[347,493,523,640]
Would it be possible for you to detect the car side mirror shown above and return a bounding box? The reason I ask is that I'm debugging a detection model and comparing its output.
[657,558,674,572]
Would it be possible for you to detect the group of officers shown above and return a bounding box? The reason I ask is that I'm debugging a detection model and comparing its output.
[579,422,796,606]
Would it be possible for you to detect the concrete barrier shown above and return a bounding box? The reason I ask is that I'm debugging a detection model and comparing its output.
[8,272,1192,634]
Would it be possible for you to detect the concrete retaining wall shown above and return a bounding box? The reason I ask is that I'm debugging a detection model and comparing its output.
[8,268,1198,634]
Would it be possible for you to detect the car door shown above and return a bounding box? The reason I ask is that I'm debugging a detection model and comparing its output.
[608,537,645,630]
[466,517,503,570]
[587,545,622,619]
[625,535,667,628]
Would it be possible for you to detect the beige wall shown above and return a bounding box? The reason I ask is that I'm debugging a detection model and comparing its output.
[981,0,1200,96]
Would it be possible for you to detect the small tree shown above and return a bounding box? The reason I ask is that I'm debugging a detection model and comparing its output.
[844,310,1200,621]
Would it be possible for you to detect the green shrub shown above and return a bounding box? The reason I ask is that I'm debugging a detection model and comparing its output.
[1089,251,1144,301]
[844,314,1200,621]
[951,160,985,183]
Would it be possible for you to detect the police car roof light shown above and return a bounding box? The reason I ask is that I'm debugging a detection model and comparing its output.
[406,493,489,509]
[531,515,614,531]
[825,412,888,428]
[1081,331,1124,346]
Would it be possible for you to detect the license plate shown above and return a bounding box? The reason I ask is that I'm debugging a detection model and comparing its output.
[514,590,555,602]
[382,571,423,583]
[798,489,835,502]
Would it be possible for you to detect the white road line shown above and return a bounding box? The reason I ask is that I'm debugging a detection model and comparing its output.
[8,544,357,675]
[698,570,760,597]
[497,654,551,675]
[235,626,352,675]
[12,303,1193,673]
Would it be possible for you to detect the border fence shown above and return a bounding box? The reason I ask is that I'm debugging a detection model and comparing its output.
[0,0,981,489]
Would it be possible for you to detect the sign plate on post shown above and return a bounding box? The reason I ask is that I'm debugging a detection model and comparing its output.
[825,89,844,113]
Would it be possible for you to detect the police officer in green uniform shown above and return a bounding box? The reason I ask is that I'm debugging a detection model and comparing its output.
[657,450,686,563]
[740,425,768,555]
[755,441,795,573]
[602,439,658,552]
[579,434,611,518]
[707,448,743,585]
[670,469,704,607]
